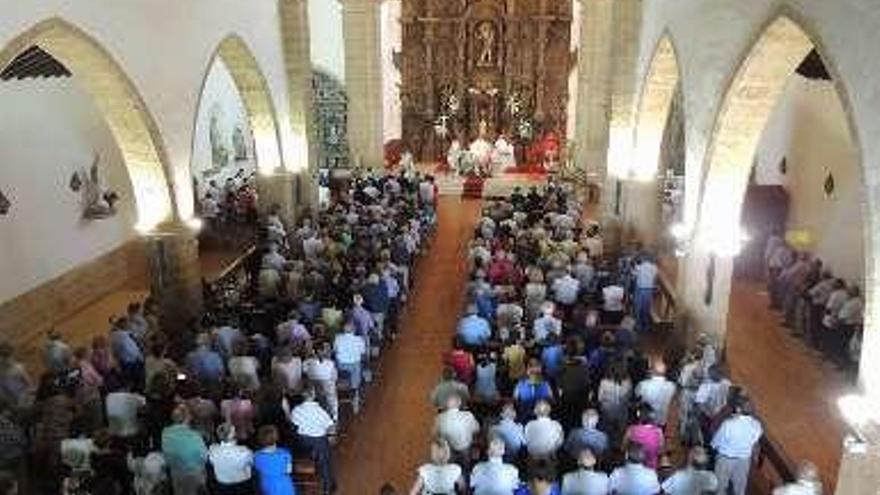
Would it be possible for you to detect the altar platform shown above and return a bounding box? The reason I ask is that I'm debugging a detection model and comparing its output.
[419,163,549,199]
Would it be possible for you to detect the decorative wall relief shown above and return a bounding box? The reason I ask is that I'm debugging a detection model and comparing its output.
[0,189,10,215]
[824,171,836,198]
[312,69,350,169]
[71,153,120,220]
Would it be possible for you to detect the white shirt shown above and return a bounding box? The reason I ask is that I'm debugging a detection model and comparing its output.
[419,181,435,203]
[562,468,610,495]
[304,358,337,383]
[603,286,625,312]
[695,379,730,416]
[524,417,564,457]
[290,400,335,438]
[228,356,260,389]
[634,262,658,290]
[635,376,677,425]
[434,408,480,452]
[470,457,520,495]
[418,463,461,494]
[608,463,660,495]
[660,467,718,495]
[553,275,581,305]
[711,414,763,459]
[837,297,863,325]
[334,333,366,365]
[533,314,562,342]
[208,442,253,484]
[106,391,146,437]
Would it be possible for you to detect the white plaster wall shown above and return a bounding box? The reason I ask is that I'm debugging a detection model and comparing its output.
[380,0,402,143]
[633,1,880,357]
[0,78,136,303]
[308,0,346,81]
[754,75,863,282]
[191,59,256,198]
[1,0,301,221]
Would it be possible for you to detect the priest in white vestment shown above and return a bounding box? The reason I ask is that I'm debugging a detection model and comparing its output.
[447,139,463,175]
[492,134,516,174]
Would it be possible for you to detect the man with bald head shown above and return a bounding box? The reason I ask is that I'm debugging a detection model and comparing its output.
[470,437,520,495]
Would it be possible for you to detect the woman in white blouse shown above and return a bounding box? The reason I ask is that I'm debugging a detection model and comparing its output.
[409,438,464,495]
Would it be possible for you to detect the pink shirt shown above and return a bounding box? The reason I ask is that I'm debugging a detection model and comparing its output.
[221,398,255,441]
[628,423,664,468]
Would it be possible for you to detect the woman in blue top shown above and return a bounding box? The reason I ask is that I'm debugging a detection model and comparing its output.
[253,425,296,495]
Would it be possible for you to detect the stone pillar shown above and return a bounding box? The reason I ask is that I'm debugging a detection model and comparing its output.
[279,0,319,210]
[257,171,298,226]
[143,222,203,335]
[573,0,614,192]
[343,0,385,170]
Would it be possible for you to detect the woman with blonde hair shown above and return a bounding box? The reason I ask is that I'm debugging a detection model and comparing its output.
[408,437,464,495]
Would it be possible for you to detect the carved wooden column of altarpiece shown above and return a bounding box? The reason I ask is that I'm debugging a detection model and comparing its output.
[400,0,573,162]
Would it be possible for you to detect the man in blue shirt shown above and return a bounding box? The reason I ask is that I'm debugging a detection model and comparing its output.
[186,334,225,385]
[109,320,144,389]
[457,305,492,347]
[564,409,609,460]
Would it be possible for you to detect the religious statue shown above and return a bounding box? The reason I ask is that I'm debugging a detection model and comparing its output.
[73,153,120,220]
[476,22,496,67]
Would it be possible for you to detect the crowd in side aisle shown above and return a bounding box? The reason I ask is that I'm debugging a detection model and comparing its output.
[397,185,823,495]
[0,170,441,495]
[764,233,864,375]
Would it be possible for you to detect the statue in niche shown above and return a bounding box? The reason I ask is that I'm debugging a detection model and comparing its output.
[209,108,230,170]
[476,22,496,67]
[232,125,249,161]
[0,189,10,216]
[71,153,120,220]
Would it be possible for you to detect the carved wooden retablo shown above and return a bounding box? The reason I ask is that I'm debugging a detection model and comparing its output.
[399,0,573,162]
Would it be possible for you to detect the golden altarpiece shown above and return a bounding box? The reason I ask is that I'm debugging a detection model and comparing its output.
[399,0,574,162]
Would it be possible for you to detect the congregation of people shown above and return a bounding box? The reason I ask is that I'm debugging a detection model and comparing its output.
[401,186,822,495]
[0,170,441,495]
[764,232,864,375]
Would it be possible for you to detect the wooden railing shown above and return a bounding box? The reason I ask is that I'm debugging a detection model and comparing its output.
[751,433,799,494]
[203,245,258,311]
[651,268,679,331]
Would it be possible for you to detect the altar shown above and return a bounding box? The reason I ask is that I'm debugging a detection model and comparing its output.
[399,0,574,167]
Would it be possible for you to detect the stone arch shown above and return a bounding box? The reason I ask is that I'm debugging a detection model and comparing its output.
[695,14,863,255]
[194,34,285,179]
[0,18,175,231]
[633,33,683,180]
[691,13,869,373]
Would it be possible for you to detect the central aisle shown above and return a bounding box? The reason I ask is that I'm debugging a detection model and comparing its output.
[333,197,481,494]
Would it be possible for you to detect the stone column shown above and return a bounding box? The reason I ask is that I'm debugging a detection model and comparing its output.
[572,0,614,194]
[257,171,298,227]
[279,0,319,210]
[143,222,203,335]
[343,0,385,170]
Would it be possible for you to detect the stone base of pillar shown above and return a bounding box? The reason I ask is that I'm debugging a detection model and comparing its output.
[835,442,880,494]
[257,171,298,227]
[143,223,203,339]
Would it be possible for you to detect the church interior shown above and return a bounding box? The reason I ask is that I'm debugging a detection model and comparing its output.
[0,1,878,494]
